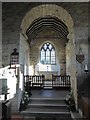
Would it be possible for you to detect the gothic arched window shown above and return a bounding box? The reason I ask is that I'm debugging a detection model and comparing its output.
[40,42,56,64]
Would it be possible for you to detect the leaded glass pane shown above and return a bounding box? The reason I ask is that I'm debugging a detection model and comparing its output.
[49,44,52,50]
[41,57,45,64]
[44,44,47,50]
[51,56,55,63]
[51,49,55,56]
[46,57,50,64]
[41,50,45,57]
[46,49,50,57]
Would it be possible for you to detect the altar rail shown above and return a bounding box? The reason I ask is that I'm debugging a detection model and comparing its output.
[24,75,71,89]
[24,75,45,88]
[52,74,71,88]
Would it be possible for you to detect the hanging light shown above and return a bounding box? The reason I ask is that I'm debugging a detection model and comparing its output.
[10,48,19,68]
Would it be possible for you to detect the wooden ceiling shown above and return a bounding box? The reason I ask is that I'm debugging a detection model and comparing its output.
[26,16,69,39]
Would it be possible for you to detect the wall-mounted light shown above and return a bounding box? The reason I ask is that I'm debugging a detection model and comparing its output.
[84,64,88,74]
[76,48,84,64]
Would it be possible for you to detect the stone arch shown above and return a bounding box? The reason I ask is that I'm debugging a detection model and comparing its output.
[21,4,74,39]
[20,4,77,108]
[20,3,75,85]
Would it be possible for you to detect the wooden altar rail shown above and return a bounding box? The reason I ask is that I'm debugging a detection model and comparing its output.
[24,75,45,88]
[24,74,70,88]
[52,74,71,88]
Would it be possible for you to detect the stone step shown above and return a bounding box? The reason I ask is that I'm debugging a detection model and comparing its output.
[23,116,72,120]
[44,84,52,86]
[43,82,52,87]
[28,98,68,111]
[29,100,65,104]
[29,98,66,106]
[23,116,35,120]
[28,104,67,110]
[30,97,65,101]
[44,80,52,83]
[21,98,70,117]
[29,104,67,108]
[35,116,73,120]
[25,106,69,112]
[21,110,71,118]
[43,86,52,89]
[21,90,72,119]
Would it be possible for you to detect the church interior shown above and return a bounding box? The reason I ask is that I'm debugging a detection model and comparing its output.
[0,2,90,120]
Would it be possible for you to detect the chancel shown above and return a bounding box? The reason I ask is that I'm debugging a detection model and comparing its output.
[0,2,90,120]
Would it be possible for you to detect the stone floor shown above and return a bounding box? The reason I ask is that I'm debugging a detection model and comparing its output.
[30,89,70,99]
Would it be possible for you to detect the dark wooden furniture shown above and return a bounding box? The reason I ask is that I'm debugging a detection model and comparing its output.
[24,75,45,88]
[52,74,71,88]
[82,97,90,119]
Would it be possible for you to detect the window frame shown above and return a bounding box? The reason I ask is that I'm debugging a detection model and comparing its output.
[40,42,56,65]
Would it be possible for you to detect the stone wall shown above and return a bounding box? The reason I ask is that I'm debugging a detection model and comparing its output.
[0,2,2,68]
[30,30,66,76]
[2,2,88,68]
[74,6,88,85]
[17,33,30,109]
[2,20,19,67]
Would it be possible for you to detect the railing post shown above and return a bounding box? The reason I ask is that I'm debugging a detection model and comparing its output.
[42,74,45,88]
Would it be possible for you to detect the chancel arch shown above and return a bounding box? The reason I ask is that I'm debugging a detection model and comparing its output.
[20,4,77,108]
